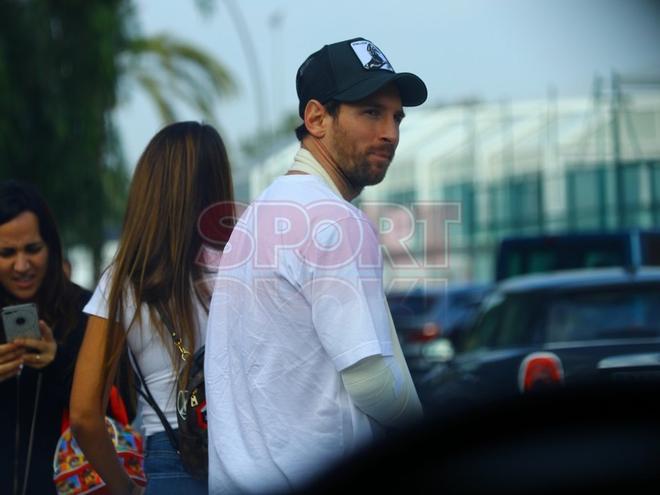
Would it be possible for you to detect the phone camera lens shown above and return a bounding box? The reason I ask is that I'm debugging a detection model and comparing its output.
[16,317,25,325]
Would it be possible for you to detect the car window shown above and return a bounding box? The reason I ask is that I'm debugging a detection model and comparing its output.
[465,292,548,351]
[542,288,660,342]
[491,294,539,349]
[496,235,633,280]
[463,292,504,351]
[641,234,660,266]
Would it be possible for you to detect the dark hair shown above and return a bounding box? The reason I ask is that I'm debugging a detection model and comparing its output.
[0,180,83,336]
[295,100,341,141]
[104,121,236,381]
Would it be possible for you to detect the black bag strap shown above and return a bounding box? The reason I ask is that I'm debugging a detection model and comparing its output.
[129,304,192,452]
[129,349,180,453]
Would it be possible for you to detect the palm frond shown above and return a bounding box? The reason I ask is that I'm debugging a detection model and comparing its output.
[127,34,236,96]
[122,33,236,124]
[134,72,177,123]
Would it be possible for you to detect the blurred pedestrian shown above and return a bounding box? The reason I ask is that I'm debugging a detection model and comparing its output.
[0,180,91,495]
[205,37,427,493]
[70,121,235,495]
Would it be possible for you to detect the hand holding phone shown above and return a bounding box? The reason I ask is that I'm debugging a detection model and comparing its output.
[2,303,41,342]
[2,304,57,369]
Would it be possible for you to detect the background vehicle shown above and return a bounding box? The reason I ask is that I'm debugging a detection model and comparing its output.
[495,229,660,281]
[417,267,660,408]
[387,283,492,376]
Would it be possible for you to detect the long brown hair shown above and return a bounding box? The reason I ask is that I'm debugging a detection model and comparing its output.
[104,121,235,381]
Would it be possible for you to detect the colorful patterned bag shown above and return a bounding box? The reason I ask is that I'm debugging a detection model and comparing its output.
[52,386,146,494]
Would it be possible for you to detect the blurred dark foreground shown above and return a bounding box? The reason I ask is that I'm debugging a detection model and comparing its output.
[292,382,660,494]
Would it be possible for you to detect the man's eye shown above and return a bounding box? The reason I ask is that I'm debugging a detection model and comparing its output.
[0,249,15,258]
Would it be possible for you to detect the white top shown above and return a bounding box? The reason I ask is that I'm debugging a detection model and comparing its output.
[84,269,207,437]
[205,157,393,493]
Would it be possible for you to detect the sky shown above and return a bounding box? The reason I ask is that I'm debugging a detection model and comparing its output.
[116,0,660,169]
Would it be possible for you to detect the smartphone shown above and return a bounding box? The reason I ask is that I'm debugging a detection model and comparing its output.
[2,303,41,342]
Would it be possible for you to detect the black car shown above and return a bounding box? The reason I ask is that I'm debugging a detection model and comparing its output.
[387,283,492,375]
[418,267,660,409]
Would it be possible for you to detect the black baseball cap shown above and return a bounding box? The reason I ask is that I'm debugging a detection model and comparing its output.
[296,37,428,118]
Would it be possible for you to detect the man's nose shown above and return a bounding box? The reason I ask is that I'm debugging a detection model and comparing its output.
[380,117,399,144]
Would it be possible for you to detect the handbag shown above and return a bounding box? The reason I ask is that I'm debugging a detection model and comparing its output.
[131,306,208,480]
[174,345,208,478]
[52,386,146,494]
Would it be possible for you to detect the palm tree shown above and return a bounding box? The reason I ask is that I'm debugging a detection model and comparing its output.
[0,0,238,279]
[120,33,236,125]
[99,6,238,278]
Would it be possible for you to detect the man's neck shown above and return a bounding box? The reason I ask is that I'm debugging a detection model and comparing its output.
[301,138,362,201]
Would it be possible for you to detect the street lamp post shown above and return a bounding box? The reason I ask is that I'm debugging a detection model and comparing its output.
[221,0,268,137]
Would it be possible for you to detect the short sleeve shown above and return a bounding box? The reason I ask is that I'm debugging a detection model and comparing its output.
[300,212,392,371]
[83,269,112,319]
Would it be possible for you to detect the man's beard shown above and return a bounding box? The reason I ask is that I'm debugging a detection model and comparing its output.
[347,154,391,188]
[330,128,395,190]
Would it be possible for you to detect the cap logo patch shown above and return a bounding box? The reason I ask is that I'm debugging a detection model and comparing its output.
[350,40,394,72]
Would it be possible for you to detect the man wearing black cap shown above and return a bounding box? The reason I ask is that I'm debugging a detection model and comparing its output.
[292,36,427,199]
[205,37,426,494]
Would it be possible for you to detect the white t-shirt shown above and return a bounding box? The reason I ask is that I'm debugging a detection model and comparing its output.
[84,269,207,437]
[205,172,393,493]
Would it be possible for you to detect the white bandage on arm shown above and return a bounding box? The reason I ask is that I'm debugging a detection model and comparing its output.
[341,307,423,428]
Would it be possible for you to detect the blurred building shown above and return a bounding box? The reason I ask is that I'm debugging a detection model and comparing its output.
[247,75,660,288]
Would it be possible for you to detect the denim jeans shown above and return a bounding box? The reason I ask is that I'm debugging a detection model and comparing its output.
[144,430,208,495]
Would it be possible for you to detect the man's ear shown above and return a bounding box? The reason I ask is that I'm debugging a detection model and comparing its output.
[303,100,330,138]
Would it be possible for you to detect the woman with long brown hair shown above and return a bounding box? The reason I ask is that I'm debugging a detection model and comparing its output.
[70,122,235,495]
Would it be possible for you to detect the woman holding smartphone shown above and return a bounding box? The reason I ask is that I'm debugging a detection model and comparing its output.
[70,122,235,495]
[0,180,91,494]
